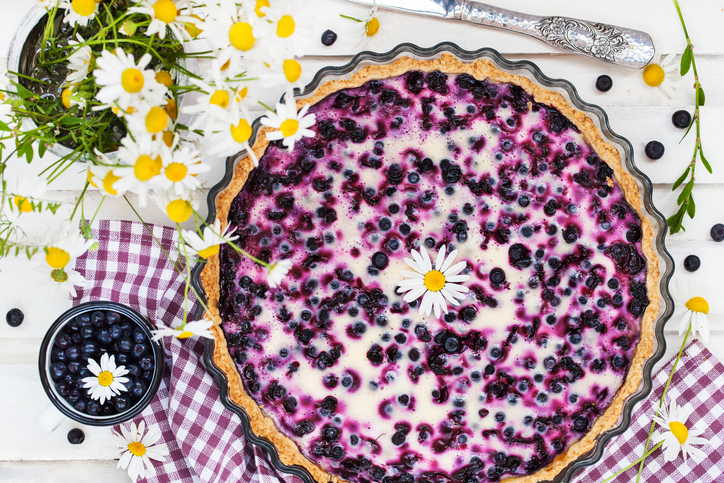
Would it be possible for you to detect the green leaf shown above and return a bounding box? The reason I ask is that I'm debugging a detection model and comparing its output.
[672,167,690,190]
[687,195,696,218]
[15,84,33,100]
[679,115,695,143]
[698,86,706,106]
[700,146,712,173]
[60,116,82,127]
[0,120,10,132]
[677,179,694,205]
[680,46,693,76]
[38,141,47,158]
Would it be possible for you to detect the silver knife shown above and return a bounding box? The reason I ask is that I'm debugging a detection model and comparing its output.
[346,0,655,68]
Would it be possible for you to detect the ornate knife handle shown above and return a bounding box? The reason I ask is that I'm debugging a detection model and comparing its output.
[455,1,655,68]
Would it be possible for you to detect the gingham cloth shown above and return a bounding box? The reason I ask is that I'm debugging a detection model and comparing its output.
[574,339,724,482]
[72,220,300,483]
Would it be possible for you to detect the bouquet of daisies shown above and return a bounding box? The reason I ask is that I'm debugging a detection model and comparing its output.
[0,0,315,310]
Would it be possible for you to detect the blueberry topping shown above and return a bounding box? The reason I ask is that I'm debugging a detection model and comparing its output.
[443,333,462,353]
[595,75,613,92]
[711,223,724,242]
[672,110,692,129]
[321,29,337,46]
[371,251,389,270]
[684,254,700,272]
[6,308,24,327]
[644,141,665,160]
[67,428,85,444]
[489,268,506,286]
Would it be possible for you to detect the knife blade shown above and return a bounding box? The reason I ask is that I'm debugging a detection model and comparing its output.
[345,0,655,69]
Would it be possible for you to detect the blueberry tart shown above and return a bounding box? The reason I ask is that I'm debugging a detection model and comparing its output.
[202,54,659,483]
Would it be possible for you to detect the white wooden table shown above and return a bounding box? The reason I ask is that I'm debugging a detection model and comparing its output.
[2,0,723,480]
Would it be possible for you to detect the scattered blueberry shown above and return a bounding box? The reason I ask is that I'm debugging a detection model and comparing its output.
[672,110,692,129]
[711,223,724,242]
[321,29,337,46]
[595,75,613,92]
[67,428,85,444]
[684,254,700,272]
[644,141,665,160]
[6,308,24,327]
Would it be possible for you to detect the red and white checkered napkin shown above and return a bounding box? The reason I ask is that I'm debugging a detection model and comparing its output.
[73,220,301,483]
[574,339,724,482]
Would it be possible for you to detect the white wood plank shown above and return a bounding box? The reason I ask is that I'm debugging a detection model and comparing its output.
[0,365,126,461]
[0,460,130,482]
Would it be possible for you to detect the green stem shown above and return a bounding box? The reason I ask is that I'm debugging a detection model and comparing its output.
[634,320,692,482]
[600,441,664,483]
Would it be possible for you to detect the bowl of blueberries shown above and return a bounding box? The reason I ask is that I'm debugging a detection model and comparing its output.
[38,301,164,426]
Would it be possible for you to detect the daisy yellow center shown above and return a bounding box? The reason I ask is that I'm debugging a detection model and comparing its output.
[135,155,162,181]
[220,59,230,71]
[424,270,446,292]
[198,245,220,259]
[51,268,68,283]
[87,170,98,188]
[97,370,114,387]
[642,64,665,87]
[46,247,70,269]
[167,199,192,223]
[280,119,299,137]
[283,59,302,83]
[14,195,32,213]
[685,296,709,314]
[277,15,295,38]
[164,98,177,120]
[61,87,73,109]
[153,0,177,23]
[209,90,230,108]
[155,70,173,87]
[145,106,168,133]
[176,330,194,338]
[229,22,255,51]
[366,17,380,36]
[669,421,688,445]
[235,86,248,102]
[255,0,270,17]
[121,68,144,93]
[230,120,252,143]
[72,0,95,16]
[103,171,121,195]
[128,441,146,457]
[162,131,174,147]
[166,162,187,182]
[185,14,203,38]
[0,92,5,101]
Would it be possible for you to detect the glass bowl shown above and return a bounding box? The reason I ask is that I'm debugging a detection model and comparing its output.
[38,300,165,426]
[192,42,675,483]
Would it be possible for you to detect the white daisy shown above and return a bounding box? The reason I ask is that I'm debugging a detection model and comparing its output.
[260,100,315,150]
[93,48,167,111]
[61,86,86,109]
[182,73,251,130]
[124,102,172,137]
[397,245,471,318]
[59,0,98,27]
[202,0,265,74]
[38,0,59,8]
[65,34,92,85]
[258,55,304,91]
[112,135,170,206]
[35,264,87,298]
[204,117,258,163]
[153,189,198,224]
[114,420,168,481]
[81,353,129,405]
[154,142,209,196]
[626,52,680,105]
[670,272,724,343]
[267,259,292,288]
[45,223,96,271]
[180,219,238,259]
[3,175,47,214]
[151,317,214,341]
[259,0,313,58]
[89,163,126,198]
[128,0,200,41]
[652,398,708,463]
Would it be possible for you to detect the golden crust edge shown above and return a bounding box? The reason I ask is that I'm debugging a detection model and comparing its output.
[200,53,661,483]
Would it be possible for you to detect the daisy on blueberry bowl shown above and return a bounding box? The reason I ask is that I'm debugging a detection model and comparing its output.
[37,301,164,432]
